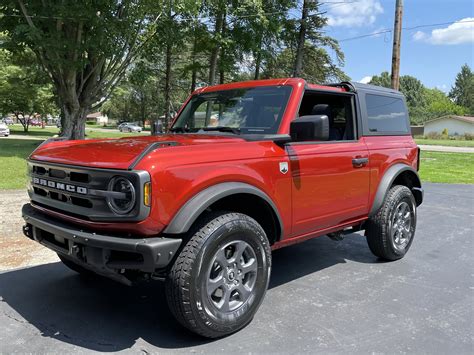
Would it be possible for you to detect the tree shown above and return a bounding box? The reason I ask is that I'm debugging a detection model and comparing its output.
[289,0,344,80]
[421,87,466,120]
[0,1,170,139]
[449,64,474,114]
[263,44,349,83]
[0,49,57,132]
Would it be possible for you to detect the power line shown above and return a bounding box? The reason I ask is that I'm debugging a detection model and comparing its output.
[338,19,474,42]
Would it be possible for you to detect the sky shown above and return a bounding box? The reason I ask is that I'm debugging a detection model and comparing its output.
[319,0,474,91]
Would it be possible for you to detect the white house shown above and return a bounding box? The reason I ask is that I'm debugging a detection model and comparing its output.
[86,112,109,125]
[424,115,474,136]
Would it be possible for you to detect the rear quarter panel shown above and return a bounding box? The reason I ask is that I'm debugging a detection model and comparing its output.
[363,135,418,208]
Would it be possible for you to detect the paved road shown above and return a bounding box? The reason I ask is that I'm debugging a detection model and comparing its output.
[0,183,473,354]
[418,144,474,153]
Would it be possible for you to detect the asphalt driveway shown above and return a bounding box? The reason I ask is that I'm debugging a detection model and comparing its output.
[0,183,472,354]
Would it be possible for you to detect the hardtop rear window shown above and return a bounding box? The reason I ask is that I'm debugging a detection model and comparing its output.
[366,94,409,133]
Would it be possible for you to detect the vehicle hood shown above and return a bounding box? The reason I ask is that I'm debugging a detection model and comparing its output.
[29,134,245,169]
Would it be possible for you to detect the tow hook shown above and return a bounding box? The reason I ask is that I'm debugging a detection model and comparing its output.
[23,224,33,240]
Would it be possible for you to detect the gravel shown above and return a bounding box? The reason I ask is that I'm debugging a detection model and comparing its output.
[0,190,58,270]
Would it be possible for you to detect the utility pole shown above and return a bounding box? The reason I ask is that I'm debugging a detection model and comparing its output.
[391,0,403,90]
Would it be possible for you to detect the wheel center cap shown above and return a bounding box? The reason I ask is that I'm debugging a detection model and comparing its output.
[228,271,235,281]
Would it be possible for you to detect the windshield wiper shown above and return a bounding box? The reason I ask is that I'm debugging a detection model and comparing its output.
[202,126,241,135]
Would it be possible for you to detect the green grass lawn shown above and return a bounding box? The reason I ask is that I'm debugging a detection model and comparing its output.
[419,151,474,184]
[0,139,42,189]
[0,139,472,190]
[10,125,58,137]
[415,138,474,147]
[86,130,145,139]
[9,124,148,139]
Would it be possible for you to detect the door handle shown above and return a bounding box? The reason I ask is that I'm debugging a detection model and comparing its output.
[352,157,369,168]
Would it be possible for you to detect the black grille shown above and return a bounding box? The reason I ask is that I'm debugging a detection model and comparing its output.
[27,161,150,222]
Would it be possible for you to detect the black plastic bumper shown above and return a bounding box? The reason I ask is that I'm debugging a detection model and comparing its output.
[22,204,182,278]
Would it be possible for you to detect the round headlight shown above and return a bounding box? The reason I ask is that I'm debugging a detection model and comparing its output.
[107,177,136,214]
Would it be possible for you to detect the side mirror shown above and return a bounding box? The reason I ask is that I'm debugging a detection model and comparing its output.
[290,115,329,142]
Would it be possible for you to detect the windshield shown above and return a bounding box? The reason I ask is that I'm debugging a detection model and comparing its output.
[172,86,292,134]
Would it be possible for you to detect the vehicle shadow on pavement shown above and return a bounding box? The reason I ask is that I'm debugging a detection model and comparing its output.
[0,233,378,351]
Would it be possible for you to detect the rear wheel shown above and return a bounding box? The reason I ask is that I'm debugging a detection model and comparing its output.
[366,185,417,261]
[165,212,271,338]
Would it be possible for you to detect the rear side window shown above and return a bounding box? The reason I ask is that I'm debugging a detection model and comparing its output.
[366,94,409,133]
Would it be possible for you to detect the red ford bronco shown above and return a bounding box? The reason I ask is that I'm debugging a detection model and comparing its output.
[22,78,423,338]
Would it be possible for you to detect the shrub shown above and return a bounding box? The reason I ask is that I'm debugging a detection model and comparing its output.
[425,132,442,139]
[441,128,449,136]
[464,133,473,141]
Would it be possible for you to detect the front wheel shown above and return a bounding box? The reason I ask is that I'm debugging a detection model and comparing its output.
[165,212,271,338]
[366,185,417,261]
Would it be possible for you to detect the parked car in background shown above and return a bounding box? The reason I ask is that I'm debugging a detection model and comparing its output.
[0,122,10,136]
[1,117,14,125]
[117,122,131,130]
[119,123,142,133]
[29,119,42,127]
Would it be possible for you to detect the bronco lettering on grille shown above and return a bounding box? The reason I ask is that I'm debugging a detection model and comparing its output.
[32,177,88,195]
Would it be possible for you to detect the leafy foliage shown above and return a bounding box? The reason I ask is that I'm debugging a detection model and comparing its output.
[0,0,170,138]
[0,0,349,137]
[0,48,57,131]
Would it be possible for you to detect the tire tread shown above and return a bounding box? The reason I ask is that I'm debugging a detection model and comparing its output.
[165,212,268,338]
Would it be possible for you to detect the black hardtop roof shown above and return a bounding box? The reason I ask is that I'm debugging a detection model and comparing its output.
[328,81,405,97]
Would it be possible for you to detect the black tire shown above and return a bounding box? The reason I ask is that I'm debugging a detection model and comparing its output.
[165,212,272,338]
[58,254,96,277]
[366,185,417,261]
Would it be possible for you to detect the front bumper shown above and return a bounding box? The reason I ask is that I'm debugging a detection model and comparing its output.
[22,204,182,281]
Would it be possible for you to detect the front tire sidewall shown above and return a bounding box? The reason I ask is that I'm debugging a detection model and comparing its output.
[197,228,269,331]
[178,214,271,337]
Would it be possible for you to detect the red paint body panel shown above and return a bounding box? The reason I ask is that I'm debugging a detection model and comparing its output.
[28,78,419,249]
[30,134,245,169]
[287,139,370,236]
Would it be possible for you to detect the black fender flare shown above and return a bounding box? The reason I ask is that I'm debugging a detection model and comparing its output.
[163,182,284,239]
[369,163,423,216]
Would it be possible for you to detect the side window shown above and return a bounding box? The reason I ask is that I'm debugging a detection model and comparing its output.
[298,93,355,141]
[366,94,409,133]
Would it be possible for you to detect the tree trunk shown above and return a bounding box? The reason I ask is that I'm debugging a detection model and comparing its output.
[293,0,309,77]
[191,66,197,93]
[208,10,224,86]
[16,113,29,132]
[219,67,225,84]
[190,25,198,93]
[254,50,262,80]
[60,105,88,140]
[59,107,66,136]
[219,12,227,85]
[163,42,172,131]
